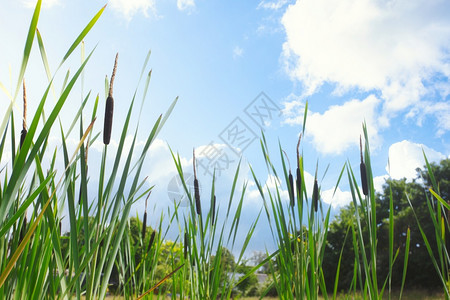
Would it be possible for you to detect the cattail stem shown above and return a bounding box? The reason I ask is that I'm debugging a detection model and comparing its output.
[109,53,118,98]
[22,79,27,130]
[296,134,302,203]
[193,148,197,179]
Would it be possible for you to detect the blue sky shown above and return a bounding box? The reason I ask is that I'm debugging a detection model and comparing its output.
[1,0,450,254]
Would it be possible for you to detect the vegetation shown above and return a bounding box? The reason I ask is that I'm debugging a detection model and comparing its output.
[0,1,449,299]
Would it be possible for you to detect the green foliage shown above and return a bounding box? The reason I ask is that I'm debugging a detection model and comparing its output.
[0,2,177,299]
[324,158,450,292]
[250,127,331,300]
[235,263,259,296]
[2,2,450,299]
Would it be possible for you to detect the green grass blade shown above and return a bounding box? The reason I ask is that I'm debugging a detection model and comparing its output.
[13,0,41,100]
[399,227,410,300]
[60,4,106,65]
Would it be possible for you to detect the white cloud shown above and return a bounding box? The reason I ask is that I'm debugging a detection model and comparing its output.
[285,95,381,155]
[406,101,450,137]
[233,46,244,59]
[387,140,446,180]
[195,143,241,178]
[246,173,289,205]
[177,0,195,11]
[109,0,157,21]
[373,175,389,193]
[258,0,289,10]
[281,0,450,117]
[321,187,352,208]
[23,0,60,9]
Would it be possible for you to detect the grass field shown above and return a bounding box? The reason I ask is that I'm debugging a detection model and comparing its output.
[3,1,450,299]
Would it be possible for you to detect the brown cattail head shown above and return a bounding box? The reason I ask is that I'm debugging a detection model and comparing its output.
[20,129,27,149]
[184,231,189,259]
[142,212,147,241]
[147,230,156,253]
[360,136,369,196]
[20,80,28,149]
[296,167,302,201]
[282,150,295,206]
[359,136,364,163]
[194,179,201,215]
[193,149,201,215]
[142,192,150,241]
[103,96,114,145]
[211,195,216,225]
[19,215,27,243]
[78,183,82,205]
[103,53,118,145]
[312,178,319,212]
[360,163,368,196]
[289,171,295,207]
[59,220,62,236]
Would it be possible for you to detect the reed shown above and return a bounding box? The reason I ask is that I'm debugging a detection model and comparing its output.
[19,80,27,149]
[103,53,118,145]
[1,2,447,299]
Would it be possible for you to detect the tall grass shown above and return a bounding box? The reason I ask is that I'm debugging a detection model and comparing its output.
[169,150,260,299]
[0,1,177,299]
[407,155,450,299]
[344,124,409,300]
[1,2,449,300]
[248,114,331,299]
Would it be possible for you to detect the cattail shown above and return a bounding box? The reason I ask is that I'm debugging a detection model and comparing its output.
[142,192,150,241]
[282,150,295,207]
[19,215,27,243]
[20,80,27,149]
[78,184,82,205]
[147,230,156,253]
[142,212,147,241]
[103,53,118,145]
[296,134,302,202]
[211,195,216,225]
[288,171,295,207]
[194,179,201,215]
[193,149,201,215]
[312,178,319,212]
[59,220,62,236]
[184,231,189,259]
[360,136,369,196]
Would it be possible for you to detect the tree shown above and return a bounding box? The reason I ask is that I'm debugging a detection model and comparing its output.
[249,251,270,274]
[209,246,235,287]
[235,262,259,296]
[323,158,450,290]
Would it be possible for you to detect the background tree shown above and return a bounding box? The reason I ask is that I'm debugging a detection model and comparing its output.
[323,158,449,291]
[235,261,259,296]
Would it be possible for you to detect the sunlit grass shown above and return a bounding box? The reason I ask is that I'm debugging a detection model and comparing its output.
[1,1,449,299]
